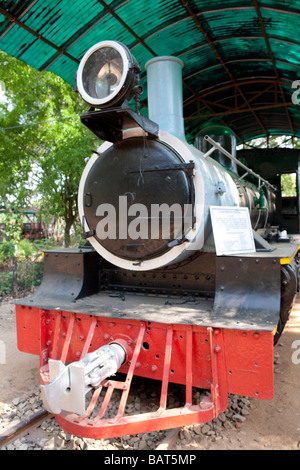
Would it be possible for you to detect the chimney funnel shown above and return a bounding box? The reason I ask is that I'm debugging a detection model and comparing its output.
[145,56,185,141]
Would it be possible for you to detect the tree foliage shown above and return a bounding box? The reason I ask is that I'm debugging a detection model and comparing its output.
[281,173,297,198]
[0,51,98,245]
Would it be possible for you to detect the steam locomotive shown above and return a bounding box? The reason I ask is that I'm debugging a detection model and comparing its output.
[15,40,299,439]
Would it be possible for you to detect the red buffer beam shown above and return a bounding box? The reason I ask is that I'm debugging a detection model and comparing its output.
[15,305,274,439]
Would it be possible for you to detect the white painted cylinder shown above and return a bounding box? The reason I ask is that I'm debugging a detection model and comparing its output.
[145,56,186,141]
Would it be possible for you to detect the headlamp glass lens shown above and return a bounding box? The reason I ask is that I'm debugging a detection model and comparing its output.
[82,47,124,101]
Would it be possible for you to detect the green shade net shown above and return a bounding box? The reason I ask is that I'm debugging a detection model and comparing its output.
[1,0,300,143]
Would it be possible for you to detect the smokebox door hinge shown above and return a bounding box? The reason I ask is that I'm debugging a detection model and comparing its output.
[81,216,95,239]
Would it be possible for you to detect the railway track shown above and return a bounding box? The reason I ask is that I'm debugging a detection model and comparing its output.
[0,407,180,450]
[0,378,182,450]
[0,409,49,448]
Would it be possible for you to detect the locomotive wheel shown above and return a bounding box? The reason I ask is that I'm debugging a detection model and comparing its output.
[274,263,298,345]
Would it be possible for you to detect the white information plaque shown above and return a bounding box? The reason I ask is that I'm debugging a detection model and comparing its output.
[210,206,256,256]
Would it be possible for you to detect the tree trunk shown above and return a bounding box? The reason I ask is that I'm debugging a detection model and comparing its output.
[64,219,72,247]
[63,194,76,248]
[12,255,18,296]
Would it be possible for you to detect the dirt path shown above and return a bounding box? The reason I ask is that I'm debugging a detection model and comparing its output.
[0,301,39,403]
[175,297,300,450]
[0,297,299,450]
[235,301,300,450]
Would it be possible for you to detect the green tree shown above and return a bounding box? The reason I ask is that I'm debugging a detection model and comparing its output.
[0,50,98,245]
[281,173,297,197]
[36,118,95,246]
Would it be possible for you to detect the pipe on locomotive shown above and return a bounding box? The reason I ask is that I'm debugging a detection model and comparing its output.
[145,56,186,141]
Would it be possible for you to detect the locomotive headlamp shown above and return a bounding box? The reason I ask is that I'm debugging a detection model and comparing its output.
[76,40,140,108]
